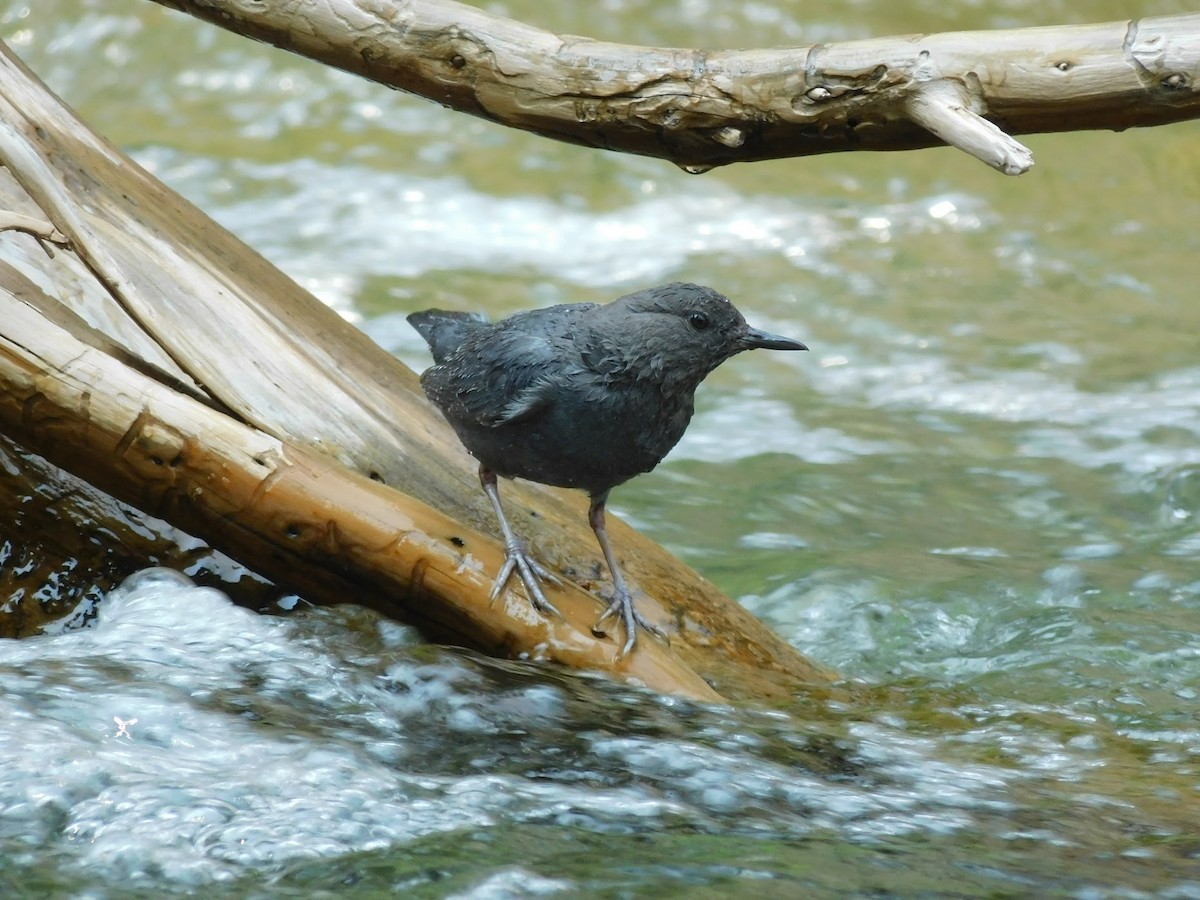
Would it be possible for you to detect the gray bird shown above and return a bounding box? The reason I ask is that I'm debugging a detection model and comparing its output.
[408,282,807,655]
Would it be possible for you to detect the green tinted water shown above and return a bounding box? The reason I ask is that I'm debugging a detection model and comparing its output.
[3,0,1200,895]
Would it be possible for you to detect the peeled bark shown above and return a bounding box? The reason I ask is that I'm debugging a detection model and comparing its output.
[145,0,1200,174]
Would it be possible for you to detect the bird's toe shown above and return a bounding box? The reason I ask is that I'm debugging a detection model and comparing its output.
[592,590,666,658]
[492,543,562,618]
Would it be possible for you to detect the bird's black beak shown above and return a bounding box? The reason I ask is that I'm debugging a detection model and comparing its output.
[742,326,808,352]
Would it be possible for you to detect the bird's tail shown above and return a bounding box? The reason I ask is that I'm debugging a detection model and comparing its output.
[406,309,489,363]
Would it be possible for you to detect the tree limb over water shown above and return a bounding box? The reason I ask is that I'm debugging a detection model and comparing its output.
[147,0,1200,174]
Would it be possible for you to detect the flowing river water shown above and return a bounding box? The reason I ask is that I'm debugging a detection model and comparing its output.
[3,1,1200,895]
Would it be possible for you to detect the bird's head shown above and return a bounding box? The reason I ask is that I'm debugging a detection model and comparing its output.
[604,282,807,384]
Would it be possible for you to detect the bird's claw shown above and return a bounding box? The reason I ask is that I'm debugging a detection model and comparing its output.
[592,589,667,659]
[490,542,562,617]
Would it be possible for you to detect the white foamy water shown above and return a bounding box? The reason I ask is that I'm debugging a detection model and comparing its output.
[0,569,1016,888]
[132,149,988,307]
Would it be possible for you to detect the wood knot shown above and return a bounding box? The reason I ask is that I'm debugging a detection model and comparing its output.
[125,420,186,480]
[713,126,745,148]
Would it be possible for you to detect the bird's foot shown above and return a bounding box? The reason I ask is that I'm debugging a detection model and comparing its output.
[490,542,562,617]
[592,589,668,659]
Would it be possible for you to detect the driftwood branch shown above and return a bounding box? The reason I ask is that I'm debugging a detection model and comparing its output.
[0,289,721,701]
[0,40,835,702]
[146,0,1200,174]
[0,210,68,248]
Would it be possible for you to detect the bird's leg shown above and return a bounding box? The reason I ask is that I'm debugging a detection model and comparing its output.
[479,466,561,617]
[588,492,667,657]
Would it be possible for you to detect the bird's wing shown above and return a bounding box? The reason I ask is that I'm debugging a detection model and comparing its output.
[579,331,630,382]
[422,326,566,428]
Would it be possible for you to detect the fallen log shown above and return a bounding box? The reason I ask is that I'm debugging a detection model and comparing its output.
[0,290,726,700]
[0,41,835,702]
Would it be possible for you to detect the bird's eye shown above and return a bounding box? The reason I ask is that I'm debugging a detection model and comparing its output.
[688,312,710,331]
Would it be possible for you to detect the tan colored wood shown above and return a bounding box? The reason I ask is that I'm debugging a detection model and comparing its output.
[145,1,1200,173]
[0,288,724,700]
[0,39,836,702]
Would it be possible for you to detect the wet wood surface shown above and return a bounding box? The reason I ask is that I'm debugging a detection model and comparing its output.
[0,41,836,703]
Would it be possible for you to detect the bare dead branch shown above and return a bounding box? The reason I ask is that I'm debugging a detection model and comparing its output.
[0,209,68,246]
[145,0,1200,173]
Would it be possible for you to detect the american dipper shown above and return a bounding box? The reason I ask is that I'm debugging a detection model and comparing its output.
[408,282,807,655]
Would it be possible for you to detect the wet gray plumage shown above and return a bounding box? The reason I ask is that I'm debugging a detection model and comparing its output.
[408,282,807,655]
